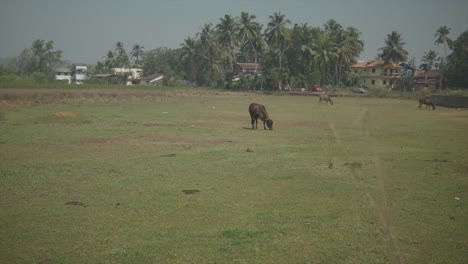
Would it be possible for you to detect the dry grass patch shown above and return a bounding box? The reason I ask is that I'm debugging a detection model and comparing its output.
[52,112,78,118]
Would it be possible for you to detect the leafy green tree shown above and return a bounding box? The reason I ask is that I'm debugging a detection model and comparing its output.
[447,30,468,88]
[142,47,183,85]
[31,39,63,74]
[93,61,107,74]
[378,31,408,65]
[421,50,439,70]
[15,49,36,75]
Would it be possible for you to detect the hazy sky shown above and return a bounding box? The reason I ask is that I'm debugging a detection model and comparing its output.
[1,0,467,65]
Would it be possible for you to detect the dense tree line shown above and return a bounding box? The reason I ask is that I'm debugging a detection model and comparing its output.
[1,12,467,89]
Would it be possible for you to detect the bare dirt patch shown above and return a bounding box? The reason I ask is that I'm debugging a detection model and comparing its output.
[52,112,78,118]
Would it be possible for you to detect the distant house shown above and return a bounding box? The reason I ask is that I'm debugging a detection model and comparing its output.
[140,73,164,85]
[232,63,261,82]
[53,65,88,84]
[233,63,261,75]
[350,60,400,89]
[73,65,87,84]
[413,69,442,90]
[399,62,416,77]
[53,67,72,84]
[112,68,143,85]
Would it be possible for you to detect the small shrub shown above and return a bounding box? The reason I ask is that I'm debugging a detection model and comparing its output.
[368,88,390,98]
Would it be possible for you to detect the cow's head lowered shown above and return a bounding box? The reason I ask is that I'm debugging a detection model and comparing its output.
[266,119,274,130]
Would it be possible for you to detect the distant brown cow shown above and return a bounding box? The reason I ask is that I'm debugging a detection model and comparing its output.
[249,103,273,130]
[419,96,435,110]
[319,93,334,105]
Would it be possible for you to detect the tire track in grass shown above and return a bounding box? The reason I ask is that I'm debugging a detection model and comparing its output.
[327,106,403,264]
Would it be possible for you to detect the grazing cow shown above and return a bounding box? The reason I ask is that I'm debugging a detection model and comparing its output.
[319,93,334,105]
[249,103,273,130]
[419,96,436,110]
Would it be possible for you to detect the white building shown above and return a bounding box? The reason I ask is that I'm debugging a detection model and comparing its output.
[53,67,73,84]
[112,68,143,85]
[73,65,87,84]
[53,65,88,84]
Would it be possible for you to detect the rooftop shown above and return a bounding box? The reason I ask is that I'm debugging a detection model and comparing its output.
[351,60,399,69]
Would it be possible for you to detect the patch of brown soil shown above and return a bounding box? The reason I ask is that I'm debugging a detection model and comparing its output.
[52,112,78,117]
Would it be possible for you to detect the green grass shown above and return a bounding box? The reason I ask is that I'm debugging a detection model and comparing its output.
[1,89,467,263]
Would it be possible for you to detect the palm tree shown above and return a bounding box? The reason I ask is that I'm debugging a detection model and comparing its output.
[421,50,439,70]
[323,19,342,36]
[216,14,238,72]
[312,33,338,86]
[265,12,291,70]
[197,23,223,86]
[180,36,198,83]
[130,44,145,67]
[378,31,408,65]
[435,26,453,59]
[297,25,320,74]
[114,41,129,68]
[333,27,364,84]
[434,26,452,89]
[104,50,115,71]
[237,12,263,66]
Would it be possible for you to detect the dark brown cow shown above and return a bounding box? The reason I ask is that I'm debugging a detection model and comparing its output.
[419,96,436,110]
[319,93,334,105]
[249,103,273,130]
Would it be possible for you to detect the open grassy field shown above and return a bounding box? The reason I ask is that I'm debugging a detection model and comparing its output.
[1,88,467,263]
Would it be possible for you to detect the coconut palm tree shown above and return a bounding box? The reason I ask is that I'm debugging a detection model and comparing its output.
[104,50,115,71]
[237,11,263,66]
[265,12,291,70]
[216,14,238,72]
[312,33,338,85]
[434,26,453,89]
[130,44,145,67]
[323,19,342,36]
[333,27,364,84]
[435,26,453,59]
[114,41,129,68]
[421,50,439,70]
[180,36,198,83]
[299,26,322,65]
[378,31,408,65]
[197,23,223,86]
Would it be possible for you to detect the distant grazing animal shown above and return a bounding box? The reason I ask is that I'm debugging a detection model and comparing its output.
[249,103,273,130]
[419,96,436,110]
[319,93,334,105]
